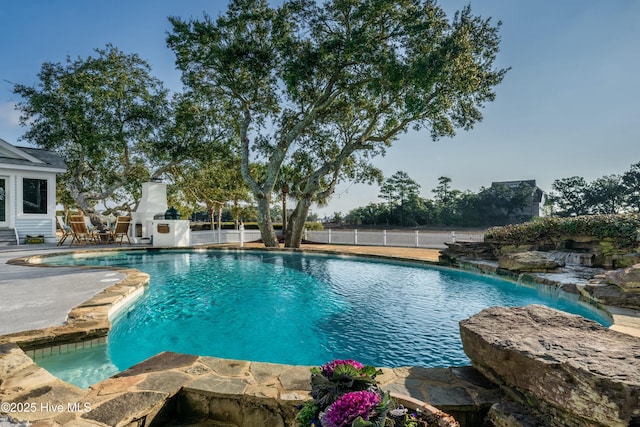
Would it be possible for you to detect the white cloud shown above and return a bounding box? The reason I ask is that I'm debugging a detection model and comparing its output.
[0,102,20,126]
[0,102,24,143]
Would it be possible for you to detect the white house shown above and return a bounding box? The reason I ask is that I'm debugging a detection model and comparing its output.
[0,138,66,244]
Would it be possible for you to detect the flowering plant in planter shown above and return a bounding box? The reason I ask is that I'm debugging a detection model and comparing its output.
[296,359,431,427]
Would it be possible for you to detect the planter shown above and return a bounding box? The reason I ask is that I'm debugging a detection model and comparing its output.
[25,235,45,244]
[390,393,460,427]
[297,360,461,427]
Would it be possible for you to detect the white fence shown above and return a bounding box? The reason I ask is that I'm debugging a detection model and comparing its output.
[190,229,263,246]
[305,229,484,249]
[190,228,484,249]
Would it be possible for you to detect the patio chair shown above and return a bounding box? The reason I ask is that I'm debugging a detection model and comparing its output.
[106,216,132,245]
[68,215,97,246]
[56,215,73,246]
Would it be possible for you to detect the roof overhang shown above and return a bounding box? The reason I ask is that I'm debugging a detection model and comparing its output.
[0,138,45,164]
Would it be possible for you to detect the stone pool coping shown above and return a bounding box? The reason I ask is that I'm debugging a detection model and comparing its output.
[1,244,639,426]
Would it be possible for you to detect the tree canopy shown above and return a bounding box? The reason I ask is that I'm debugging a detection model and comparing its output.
[12,46,230,225]
[13,45,170,224]
[379,171,421,226]
[168,0,508,247]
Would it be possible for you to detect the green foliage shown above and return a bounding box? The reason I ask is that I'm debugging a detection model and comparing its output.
[347,176,538,227]
[547,163,640,216]
[199,221,320,231]
[305,222,324,231]
[586,175,626,215]
[379,171,422,227]
[380,171,421,206]
[168,0,508,247]
[622,161,640,212]
[485,214,640,248]
[547,176,589,217]
[13,44,170,220]
[296,401,319,427]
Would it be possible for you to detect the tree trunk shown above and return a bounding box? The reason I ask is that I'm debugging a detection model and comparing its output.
[281,190,288,238]
[285,198,311,248]
[208,207,214,229]
[68,185,105,231]
[256,195,279,247]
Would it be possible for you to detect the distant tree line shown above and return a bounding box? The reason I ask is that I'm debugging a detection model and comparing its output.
[343,172,538,227]
[547,161,640,217]
[339,162,640,228]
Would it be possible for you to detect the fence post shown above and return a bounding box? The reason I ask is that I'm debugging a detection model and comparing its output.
[354,229,358,245]
[415,230,419,248]
[304,228,308,241]
[239,223,245,247]
[451,231,456,243]
[383,230,387,246]
[328,229,332,244]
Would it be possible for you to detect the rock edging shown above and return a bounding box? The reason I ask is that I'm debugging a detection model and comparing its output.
[459,305,640,427]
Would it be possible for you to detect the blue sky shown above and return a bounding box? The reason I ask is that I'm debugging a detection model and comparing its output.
[1,1,639,217]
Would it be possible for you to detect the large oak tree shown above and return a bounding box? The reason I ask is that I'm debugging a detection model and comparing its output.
[13,45,170,226]
[168,0,508,247]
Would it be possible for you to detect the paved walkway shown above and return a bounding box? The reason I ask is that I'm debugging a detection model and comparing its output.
[0,245,125,335]
[240,242,442,262]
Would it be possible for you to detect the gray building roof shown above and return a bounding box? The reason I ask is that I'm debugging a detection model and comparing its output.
[17,146,67,171]
[0,141,66,172]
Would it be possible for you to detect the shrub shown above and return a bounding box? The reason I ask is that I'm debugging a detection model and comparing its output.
[484,214,640,248]
[305,222,324,231]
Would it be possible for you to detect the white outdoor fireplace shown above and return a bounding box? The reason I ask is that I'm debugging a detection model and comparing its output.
[130,181,191,247]
[130,181,168,244]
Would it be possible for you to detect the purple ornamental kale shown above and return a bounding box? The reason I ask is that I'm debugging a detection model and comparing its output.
[320,359,365,378]
[320,390,381,427]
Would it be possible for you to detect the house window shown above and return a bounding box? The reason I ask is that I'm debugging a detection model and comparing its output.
[23,178,48,214]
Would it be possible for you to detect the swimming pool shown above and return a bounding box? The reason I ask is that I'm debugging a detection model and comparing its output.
[36,249,611,387]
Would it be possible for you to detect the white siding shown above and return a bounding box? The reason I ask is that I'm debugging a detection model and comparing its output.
[3,169,59,244]
[16,217,56,242]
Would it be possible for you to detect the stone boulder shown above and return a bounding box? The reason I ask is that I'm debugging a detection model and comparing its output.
[604,263,640,290]
[441,242,496,261]
[459,305,640,427]
[582,263,640,310]
[486,401,548,427]
[497,251,562,272]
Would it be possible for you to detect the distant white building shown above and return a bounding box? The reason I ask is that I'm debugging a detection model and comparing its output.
[0,138,66,244]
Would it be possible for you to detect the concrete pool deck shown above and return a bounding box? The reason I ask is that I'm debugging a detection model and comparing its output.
[0,245,127,335]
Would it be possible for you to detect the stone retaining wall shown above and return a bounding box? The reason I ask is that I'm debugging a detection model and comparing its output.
[0,346,499,426]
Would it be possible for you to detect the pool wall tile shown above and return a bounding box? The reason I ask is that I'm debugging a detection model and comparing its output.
[30,337,109,361]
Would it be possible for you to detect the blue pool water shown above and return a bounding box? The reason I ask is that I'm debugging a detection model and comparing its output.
[37,250,611,387]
